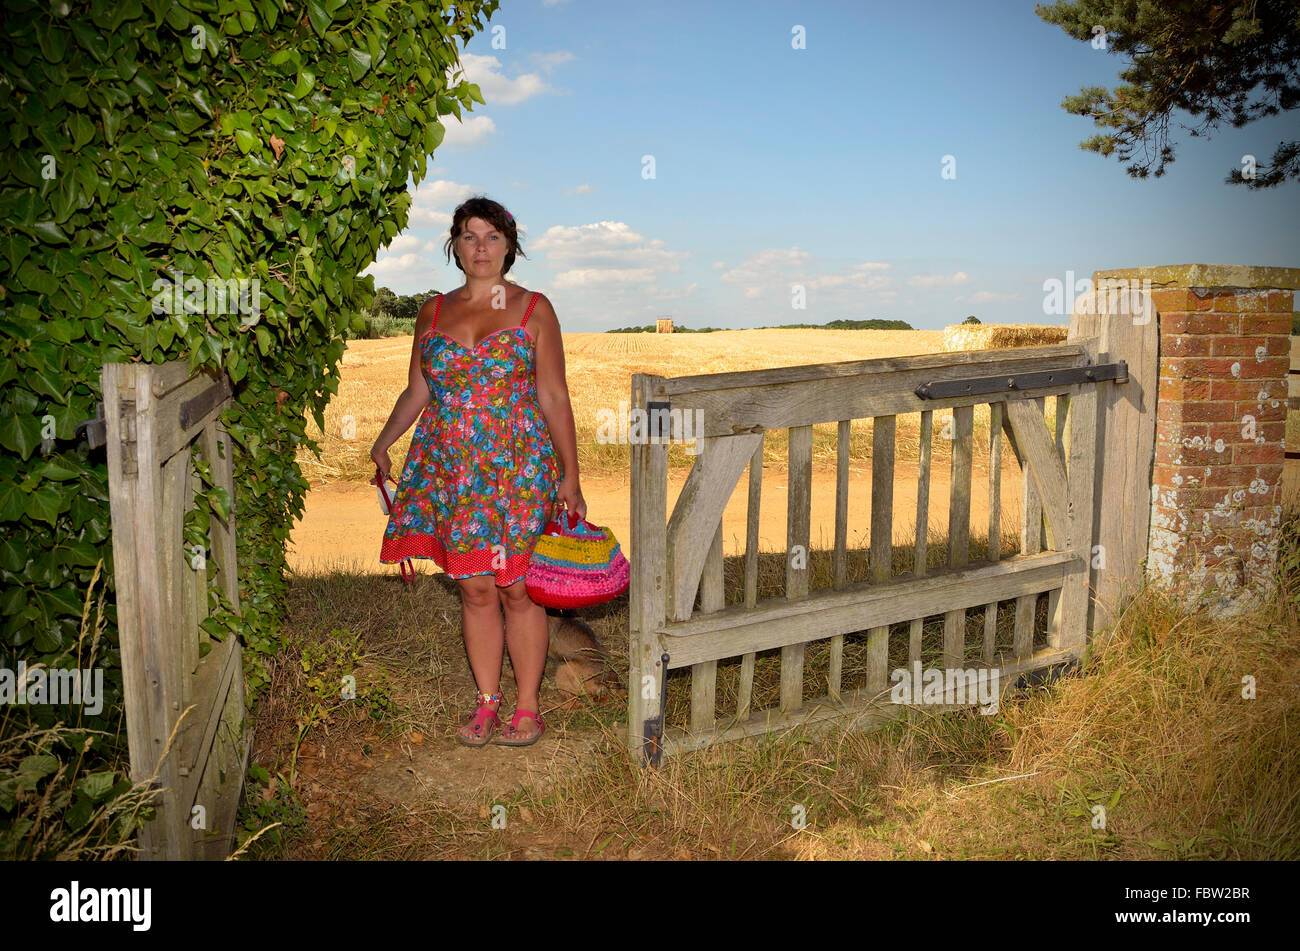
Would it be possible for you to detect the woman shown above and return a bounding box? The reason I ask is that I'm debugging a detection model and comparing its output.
[372,196,586,747]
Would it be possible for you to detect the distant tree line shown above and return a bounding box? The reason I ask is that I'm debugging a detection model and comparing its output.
[349,286,441,339]
[611,317,915,333]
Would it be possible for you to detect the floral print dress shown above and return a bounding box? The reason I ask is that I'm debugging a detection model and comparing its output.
[379,291,562,585]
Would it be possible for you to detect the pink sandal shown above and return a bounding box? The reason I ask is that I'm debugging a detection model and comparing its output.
[493,709,545,747]
[456,692,501,748]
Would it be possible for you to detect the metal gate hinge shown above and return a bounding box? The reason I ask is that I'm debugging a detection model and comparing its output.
[646,400,671,439]
[915,360,1128,400]
[75,401,107,450]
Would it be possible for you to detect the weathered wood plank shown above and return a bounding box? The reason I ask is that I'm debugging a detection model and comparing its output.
[648,348,1092,438]
[868,415,895,693]
[943,406,973,668]
[153,370,234,467]
[666,431,763,622]
[654,343,1087,395]
[689,521,724,733]
[1004,398,1069,551]
[1069,289,1160,635]
[1057,339,1099,652]
[910,410,932,666]
[782,425,813,712]
[983,401,1003,665]
[1045,394,1069,640]
[834,419,850,590]
[1013,594,1036,660]
[104,363,187,858]
[660,551,1075,667]
[661,646,1083,755]
[628,374,669,758]
[744,438,762,609]
[200,421,240,613]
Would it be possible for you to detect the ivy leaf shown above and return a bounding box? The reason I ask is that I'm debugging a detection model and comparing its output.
[0,414,42,459]
[348,48,372,81]
[192,88,214,118]
[32,221,70,245]
[307,1,331,37]
[210,486,232,522]
[234,129,258,154]
[25,486,64,526]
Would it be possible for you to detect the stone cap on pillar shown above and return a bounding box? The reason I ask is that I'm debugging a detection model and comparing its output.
[1093,264,1300,290]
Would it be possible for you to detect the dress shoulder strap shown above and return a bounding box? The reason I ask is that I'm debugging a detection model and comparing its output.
[520,291,541,329]
[430,294,443,330]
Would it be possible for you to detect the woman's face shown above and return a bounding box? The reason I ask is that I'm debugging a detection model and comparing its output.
[456,216,509,276]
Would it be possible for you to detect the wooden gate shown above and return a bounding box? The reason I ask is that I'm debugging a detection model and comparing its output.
[102,360,250,859]
[629,312,1155,762]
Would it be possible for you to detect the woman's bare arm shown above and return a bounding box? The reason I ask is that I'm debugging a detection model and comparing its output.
[370,298,436,471]
[531,294,581,487]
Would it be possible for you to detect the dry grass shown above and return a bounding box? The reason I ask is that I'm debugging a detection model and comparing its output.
[249,500,1300,860]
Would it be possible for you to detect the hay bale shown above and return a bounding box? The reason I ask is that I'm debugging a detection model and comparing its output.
[941,323,1067,352]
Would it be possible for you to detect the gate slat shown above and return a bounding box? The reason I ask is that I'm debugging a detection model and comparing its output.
[1004,398,1069,551]
[1045,394,1070,640]
[666,433,759,622]
[983,402,1002,665]
[910,410,932,666]
[738,439,762,720]
[868,415,894,694]
[1057,339,1099,652]
[943,406,973,669]
[781,425,812,712]
[689,522,723,734]
[829,420,851,699]
[628,374,669,760]
[1013,594,1036,660]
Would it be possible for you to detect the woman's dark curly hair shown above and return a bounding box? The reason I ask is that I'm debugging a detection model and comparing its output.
[442,195,527,276]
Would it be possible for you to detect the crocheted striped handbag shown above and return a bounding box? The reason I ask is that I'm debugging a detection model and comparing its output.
[526,513,630,609]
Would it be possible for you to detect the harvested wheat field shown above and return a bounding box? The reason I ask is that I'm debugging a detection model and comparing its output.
[288,326,1065,575]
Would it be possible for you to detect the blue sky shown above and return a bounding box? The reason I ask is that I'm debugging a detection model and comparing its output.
[364,0,1300,332]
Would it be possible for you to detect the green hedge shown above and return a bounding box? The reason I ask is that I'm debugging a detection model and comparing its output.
[0,0,498,857]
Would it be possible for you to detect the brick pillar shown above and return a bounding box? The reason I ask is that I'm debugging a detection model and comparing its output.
[1093,265,1296,616]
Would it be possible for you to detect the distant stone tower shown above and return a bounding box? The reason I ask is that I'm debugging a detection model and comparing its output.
[656,318,673,334]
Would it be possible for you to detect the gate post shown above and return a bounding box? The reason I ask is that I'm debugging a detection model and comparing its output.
[1094,265,1297,617]
[628,374,669,763]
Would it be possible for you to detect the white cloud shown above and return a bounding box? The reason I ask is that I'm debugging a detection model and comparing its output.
[960,290,1020,304]
[362,253,435,287]
[907,271,969,287]
[437,114,497,148]
[532,51,575,71]
[530,221,689,285]
[552,268,657,288]
[455,53,554,106]
[404,179,480,228]
[382,233,441,255]
[566,183,593,194]
[718,248,896,300]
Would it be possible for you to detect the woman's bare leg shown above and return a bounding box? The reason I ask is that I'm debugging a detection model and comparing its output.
[457,574,503,740]
[498,578,548,739]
